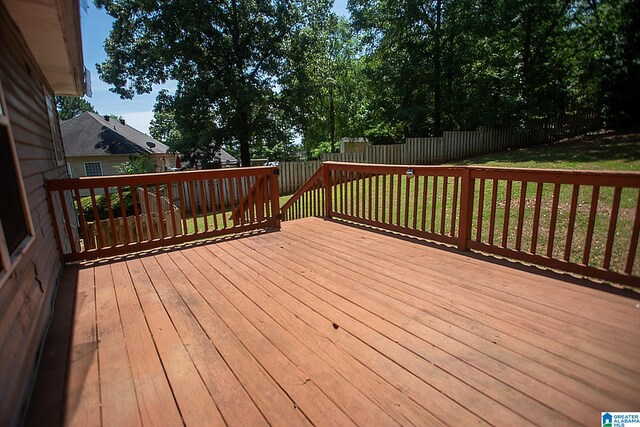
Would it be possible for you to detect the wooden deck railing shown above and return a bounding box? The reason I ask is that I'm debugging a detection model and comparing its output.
[47,167,280,262]
[283,162,640,287]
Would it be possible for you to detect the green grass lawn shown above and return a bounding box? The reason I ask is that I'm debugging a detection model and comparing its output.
[453,129,640,171]
[281,129,640,276]
[452,130,640,274]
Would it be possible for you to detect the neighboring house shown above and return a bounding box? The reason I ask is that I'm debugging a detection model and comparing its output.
[0,0,85,424]
[193,147,239,169]
[61,112,175,176]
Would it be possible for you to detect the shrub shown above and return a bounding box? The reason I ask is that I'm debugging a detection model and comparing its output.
[365,125,402,145]
[79,189,137,221]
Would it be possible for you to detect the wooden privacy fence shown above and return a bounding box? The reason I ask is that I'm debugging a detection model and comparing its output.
[46,167,280,262]
[325,111,600,165]
[281,162,640,287]
[277,112,600,197]
[279,160,322,195]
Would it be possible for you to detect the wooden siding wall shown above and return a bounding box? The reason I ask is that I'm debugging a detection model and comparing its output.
[0,6,67,425]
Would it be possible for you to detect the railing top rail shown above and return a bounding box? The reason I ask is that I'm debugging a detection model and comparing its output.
[469,165,640,178]
[46,166,278,191]
[324,162,640,186]
[324,162,467,174]
[470,167,640,187]
[325,161,640,177]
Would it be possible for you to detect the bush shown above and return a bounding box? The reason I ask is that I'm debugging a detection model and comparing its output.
[308,141,333,160]
[79,189,137,221]
[365,125,402,145]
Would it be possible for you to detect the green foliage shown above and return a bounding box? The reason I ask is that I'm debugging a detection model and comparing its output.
[364,125,402,145]
[307,141,333,160]
[114,154,155,175]
[79,190,136,222]
[281,15,368,155]
[56,96,96,120]
[96,0,332,166]
[96,0,638,160]
[250,141,299,162]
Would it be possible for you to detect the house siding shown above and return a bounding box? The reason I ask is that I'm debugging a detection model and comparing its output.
[0,5,68,425]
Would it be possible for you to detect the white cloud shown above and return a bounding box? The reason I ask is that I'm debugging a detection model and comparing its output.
[122,111,155,135]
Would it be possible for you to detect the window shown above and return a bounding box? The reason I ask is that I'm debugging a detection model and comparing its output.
[0,78,34,279]
[84,162,103,176]
[44,89,65,166]
[66,163,72,178]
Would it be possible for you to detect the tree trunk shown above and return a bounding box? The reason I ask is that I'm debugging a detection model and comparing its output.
[433,0,443,137]
[238,107,251,167]
[329,83,336,153]
[521,8,533,111]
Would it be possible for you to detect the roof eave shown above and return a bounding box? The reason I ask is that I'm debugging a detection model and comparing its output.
[3,0,86,96]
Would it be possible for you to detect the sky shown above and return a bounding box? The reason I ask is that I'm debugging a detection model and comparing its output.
[79,0,349,135]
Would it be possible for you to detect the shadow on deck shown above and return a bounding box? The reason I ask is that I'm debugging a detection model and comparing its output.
[26,218,640,426]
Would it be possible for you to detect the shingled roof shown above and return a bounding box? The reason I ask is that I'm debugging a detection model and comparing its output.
[61,112,170,156]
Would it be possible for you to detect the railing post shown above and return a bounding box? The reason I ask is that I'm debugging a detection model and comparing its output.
[458,167,474,251]
[270,168,281,229]
[322,163,332,218]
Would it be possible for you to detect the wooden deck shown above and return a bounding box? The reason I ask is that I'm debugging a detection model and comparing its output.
[26,217,640,426]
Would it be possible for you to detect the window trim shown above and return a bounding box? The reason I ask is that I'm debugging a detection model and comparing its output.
[83,161,103,177]
[0,77,36,286]
[44,88,65,166]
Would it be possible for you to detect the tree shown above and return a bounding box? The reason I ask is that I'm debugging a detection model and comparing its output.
[281,15,368,155]
[114,154,155,174]
[96,0,331,166]
[56,96,96,120]
[349,0,583,135]
[566,0,640,125]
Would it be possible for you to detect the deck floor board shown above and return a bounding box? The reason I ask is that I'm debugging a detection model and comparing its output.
[26,217,640,426]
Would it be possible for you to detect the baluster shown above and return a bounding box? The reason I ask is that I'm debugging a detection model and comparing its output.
[167,183,179,237]
[117,186,131,245]
[219,178,228,229]
[440,176,448,235]
[603,187,622,269]
[501,180,512,247]
[89,188,104,248]
[488,179,498,245]
[199,179,209,231]
[564,185,580,261]
[431,176,438,233]
[421,175,428,231]
[395,173,401,226]
[130,185,143,241]
[156,183,166,238]
[476,178,485,241]
[74,188,90,251]
[104,187,118,247]
[530,182,543,254]
[178,181,188,234]
[404,174,410,228]
[515,181,527,251]
[582,186,600,265]
[451,176,459,237]
[625,190,640,274]
[546,183,561,257]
